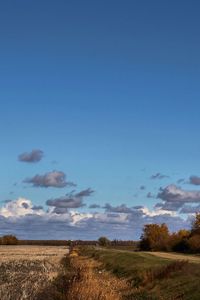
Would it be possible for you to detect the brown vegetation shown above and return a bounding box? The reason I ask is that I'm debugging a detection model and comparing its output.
[66,255,129,300]
[140,223,170,251]
[140,213,200,253]
[0,246,68,300]
[0,235,18,245]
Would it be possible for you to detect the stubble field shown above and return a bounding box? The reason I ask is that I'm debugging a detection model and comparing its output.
[0,245,69,300]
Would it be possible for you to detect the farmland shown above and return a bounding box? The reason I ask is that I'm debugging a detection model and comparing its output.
[0,245,69,300]
[1,245,200,300]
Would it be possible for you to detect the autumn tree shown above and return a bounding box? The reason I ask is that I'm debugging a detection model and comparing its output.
[1,235,18,245]
[188,235,200,253]
[169,229,190,252]
[140,223,170,251]
[186,213,200,253]
[191,213,200,235]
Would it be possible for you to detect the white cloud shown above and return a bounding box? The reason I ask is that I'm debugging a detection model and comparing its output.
[140,206,176,217]
[0,197,191,240]
[0,198,44,218]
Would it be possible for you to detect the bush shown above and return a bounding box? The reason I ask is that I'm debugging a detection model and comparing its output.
[0,235,18,245]
[98,236,111,247]
[191,213,200,235]
[169,230,190,252]
[188,235,200,253]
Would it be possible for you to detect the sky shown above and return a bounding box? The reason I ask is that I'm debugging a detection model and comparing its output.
[1,0,200,240]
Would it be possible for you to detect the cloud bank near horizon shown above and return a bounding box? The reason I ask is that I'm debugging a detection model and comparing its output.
[0,196,192,240]
[4,152,200,240]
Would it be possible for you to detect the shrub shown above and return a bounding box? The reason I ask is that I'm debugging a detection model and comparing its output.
[169,230,190,252]
[98,236,111,247]
[1,235,18,245]
[188,235,200,253]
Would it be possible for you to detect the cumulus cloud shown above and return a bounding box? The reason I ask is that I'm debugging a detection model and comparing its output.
[189,175,200,185]
[32,205,44,211]
[46,188,94,213]
[0,197,191,240]
[153,184,200,214]
[18,149,44,163]
[139,205,175,217]
[150,173,169,180]
[24,171,76,188]
[157,184,200,203]
[133,205,144,209]
[154,201,183,212]
[103,203,133,213]
[180,205,200,214]
[0,198,44,218]
[52,207,70,214]
[74,188,94,197]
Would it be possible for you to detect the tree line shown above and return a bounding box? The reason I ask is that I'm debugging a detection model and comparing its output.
[140,213,200,253]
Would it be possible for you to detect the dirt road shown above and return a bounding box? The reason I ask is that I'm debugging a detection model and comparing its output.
[147,251,200,263]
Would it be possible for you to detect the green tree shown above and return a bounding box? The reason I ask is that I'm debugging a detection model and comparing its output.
[98,236,111,247]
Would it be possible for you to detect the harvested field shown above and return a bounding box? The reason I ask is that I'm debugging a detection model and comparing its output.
[0,245,69,300]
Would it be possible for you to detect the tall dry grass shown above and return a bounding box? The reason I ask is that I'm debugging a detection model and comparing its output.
[66,256,129,300]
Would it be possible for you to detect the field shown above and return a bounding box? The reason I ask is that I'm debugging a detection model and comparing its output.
[1,245,200,300]
[0,245,69,300]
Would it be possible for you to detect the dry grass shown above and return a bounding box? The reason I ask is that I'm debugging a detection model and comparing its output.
[0,245,130,300]
[0,245,68,300]
[67,256,130,300]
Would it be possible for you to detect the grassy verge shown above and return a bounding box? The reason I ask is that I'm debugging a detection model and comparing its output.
[79,246,200,300]
[106,245,139,251]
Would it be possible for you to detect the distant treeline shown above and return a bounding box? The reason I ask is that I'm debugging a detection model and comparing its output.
[18,240,69,246]
[18,240,97,246]
[0,236,138,247]
[18,239,138,246]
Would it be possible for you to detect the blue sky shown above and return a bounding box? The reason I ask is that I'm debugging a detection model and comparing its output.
[1,1,200,239]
